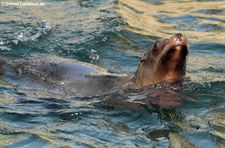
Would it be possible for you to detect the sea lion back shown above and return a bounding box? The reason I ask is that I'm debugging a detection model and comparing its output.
[2,54,130,98]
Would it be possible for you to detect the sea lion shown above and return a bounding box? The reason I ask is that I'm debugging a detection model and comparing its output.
[133,33,188,86]
[0,33,188,100]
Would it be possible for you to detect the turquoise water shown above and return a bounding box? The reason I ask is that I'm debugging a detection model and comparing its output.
[0,0,225,147]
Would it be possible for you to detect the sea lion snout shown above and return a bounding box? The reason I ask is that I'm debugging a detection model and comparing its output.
[173,33,188,47]
[175,33,182,41]
[163,33,188,61]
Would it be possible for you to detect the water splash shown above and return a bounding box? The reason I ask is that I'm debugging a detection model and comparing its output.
[13,20,51,45]
[89,49,99,63]
[0,40,11,51]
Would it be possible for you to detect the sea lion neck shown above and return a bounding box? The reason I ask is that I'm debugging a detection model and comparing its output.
[133,33,189,87]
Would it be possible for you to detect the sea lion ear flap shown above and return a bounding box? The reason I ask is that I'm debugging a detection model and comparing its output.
[140,53,147,63]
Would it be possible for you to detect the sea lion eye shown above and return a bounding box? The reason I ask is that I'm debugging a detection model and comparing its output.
[153,41,160,49]
[152,41,160,53]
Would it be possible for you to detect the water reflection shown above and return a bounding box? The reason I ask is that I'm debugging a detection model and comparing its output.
[116,0,225,43]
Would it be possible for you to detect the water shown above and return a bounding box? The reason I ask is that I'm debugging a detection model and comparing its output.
[0,0,225,147]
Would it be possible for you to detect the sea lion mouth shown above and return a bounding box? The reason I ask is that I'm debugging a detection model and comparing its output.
[162,45,188,64]
[160,33,188,64]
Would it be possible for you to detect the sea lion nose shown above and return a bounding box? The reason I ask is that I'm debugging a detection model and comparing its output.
[176,33,183,41]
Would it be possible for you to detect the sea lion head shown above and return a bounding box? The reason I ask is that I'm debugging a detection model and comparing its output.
[134,33,189,87]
